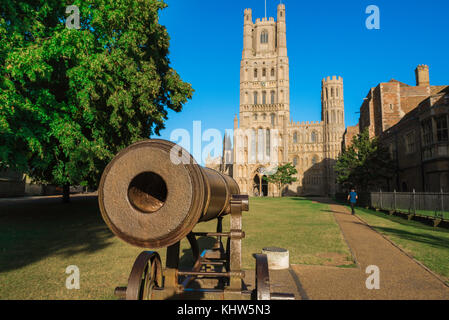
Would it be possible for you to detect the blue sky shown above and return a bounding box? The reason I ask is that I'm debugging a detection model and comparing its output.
[156,0,449,162]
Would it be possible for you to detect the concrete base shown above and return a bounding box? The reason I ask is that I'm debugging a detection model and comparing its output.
[262,247,289,270]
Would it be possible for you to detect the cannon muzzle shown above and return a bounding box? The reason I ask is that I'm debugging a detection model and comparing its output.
[98,139,240,248]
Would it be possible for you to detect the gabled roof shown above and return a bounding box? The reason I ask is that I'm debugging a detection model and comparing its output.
[387,79,410,87]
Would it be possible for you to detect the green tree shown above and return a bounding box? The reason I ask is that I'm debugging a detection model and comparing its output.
[335,129,395,191]
[0,0,193,202]
[263,163,298,197]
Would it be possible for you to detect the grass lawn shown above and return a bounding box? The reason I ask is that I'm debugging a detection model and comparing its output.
[350,205,449,283]
[0,195,352,300]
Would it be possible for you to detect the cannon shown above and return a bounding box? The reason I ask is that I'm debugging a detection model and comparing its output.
[98,139,294,300]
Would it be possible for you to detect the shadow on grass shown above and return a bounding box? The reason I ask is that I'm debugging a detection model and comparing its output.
[367,224,449,250]
[179,236,217,269]
[288,197,309,201]
[0,195,114,273]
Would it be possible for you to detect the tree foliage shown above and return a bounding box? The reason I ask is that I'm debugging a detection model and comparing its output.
[0,0,193,192]
[335,129,395,191]
[263,163,298,197]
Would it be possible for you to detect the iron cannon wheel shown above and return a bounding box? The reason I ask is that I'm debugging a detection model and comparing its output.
[126,251,163,300]
[254,254,271,300]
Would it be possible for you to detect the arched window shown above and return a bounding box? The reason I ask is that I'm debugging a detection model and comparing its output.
[271,68,275,77]
[332,110,336,123]
[250,129,256,162]
[336,88,339,97]
[270,114,275,126]
[262,91,267,105]
[311,131,317,143]
[260,30,268,44]
[257,128,264,162]
[254,92,258,105]
[270,91,275,104]
[293,132,298,144]
[331,88,334,98]
[254,69,258,79]
[312,155,318,165]
[262,68,266,77]
[293,156,298,166]
[266,129,271,157]
[254,113,258,121]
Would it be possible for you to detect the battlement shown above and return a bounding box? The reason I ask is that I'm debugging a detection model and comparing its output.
[255,17,275,24]
[416,64,429,70]
[244,8,253,24]
[322,75,343,84]
[290,120,323,127]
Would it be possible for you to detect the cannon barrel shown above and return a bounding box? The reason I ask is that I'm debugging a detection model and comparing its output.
[98,139,240,249]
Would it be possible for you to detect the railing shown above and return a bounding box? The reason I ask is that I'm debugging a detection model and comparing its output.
[371,190,449,220]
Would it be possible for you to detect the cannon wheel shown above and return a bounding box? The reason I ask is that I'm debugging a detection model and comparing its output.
[126,251,163,300]
[254,254,271,300]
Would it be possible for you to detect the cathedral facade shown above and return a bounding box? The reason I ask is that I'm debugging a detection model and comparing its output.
[207,4,346,197]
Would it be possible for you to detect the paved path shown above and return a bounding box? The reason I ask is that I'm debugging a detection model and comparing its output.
[291,201,449,300]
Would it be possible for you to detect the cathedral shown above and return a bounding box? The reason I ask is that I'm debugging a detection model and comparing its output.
[206,4,346,197]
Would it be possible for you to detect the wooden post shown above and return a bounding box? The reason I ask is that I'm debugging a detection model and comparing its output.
[393,189,397,213]
[380,189,383,210]
[412,189,416,215]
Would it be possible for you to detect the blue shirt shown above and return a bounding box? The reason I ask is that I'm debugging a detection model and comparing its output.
[349,192,357,203]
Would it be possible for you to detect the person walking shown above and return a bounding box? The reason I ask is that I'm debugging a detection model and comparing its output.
[347,188,358,215]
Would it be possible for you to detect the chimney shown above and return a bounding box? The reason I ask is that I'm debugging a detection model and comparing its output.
[415,65,430,87]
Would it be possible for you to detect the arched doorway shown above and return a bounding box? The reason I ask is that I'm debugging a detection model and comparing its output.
[261,176,268,197]
[253,174,268,197]
[253,175,261,197]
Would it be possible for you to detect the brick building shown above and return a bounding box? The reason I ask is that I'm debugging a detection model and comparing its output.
[344,65,449,192]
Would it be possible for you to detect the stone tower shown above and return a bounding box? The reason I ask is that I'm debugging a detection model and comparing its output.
[233,4,291,196]
[208,4,347,197]
[321,76,345,195]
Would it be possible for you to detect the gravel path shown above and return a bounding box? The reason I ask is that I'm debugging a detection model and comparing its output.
[291,201,449,300]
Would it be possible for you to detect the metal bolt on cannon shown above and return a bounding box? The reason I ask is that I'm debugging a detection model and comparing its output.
[98,139,294,300]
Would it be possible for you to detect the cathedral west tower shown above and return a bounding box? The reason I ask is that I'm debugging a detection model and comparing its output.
[208,4,346,197]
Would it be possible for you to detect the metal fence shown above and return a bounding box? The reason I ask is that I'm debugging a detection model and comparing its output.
[371,191,449,220]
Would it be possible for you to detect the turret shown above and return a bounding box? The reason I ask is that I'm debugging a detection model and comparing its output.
[321,76,344,127]
[243,8,253,58]
[277,4,287,56]
[322,76,345,196]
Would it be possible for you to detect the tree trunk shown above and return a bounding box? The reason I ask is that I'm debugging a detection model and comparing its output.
[63,184,70,203]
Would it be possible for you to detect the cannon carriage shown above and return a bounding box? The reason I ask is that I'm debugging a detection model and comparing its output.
[98,139,293,300]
